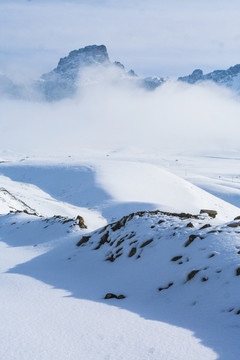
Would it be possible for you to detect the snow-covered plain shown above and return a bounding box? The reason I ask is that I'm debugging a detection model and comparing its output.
[0,151,239,360]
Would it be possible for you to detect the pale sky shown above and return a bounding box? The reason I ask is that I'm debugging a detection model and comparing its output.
[1,0,240,80]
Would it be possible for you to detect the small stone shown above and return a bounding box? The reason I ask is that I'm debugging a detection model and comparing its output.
[104,293,125,300]
[227,222,240,228]
[76,235,90,247]
[105,254,115,262]
[201,277,208,282]
[128,247,137,257]
[185,234,199,247]
[199,224,211,230]
[140,239,153,248]
[200,209,217,218]
[236,267,240,276]
[171,255,182,261]
[104,293,118,299]
[117,294,126,299]
[186,269,200,282]
[158,282,173,291]
[186,222,194,228]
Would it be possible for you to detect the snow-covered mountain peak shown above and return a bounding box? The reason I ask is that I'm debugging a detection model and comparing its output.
[178,64,240,92]
[42,44,110,82]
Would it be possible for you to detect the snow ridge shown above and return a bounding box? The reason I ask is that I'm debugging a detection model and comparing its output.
[76,209,240,315]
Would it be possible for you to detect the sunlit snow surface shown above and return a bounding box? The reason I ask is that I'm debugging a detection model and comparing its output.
[0,151,239,360]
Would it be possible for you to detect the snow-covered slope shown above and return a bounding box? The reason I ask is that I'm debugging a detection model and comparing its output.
[1,207,239,359]
[0,171,106,230]
[0,154,239,359]
[0,159,239,223]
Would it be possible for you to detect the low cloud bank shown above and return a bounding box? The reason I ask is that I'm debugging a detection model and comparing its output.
[1,67,240,157]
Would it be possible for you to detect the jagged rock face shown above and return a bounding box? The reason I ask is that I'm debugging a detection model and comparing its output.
[39,44,166,100]
[40,45,110,100]
[178,64,240,91]
[142,76,166,90]
[0,44,166,101]
[42,45,110,82]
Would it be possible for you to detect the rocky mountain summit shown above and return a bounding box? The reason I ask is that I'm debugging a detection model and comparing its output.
[40,45,111,100]
[1,44,240,100]
[40,44,165,100]
[178,64,240,92]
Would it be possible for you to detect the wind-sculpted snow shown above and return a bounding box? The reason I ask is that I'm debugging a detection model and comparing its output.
[77,210,240,317]
[0,206,239,358]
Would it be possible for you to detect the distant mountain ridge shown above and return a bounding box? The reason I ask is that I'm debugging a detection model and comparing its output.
[39,44,165,100]
[178,64,240,92]
[1,44,240,100]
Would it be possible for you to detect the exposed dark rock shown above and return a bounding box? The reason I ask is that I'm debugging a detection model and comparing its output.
[104,293,125,299]
[62,218,73,224]
[140,239,153,248]
[186,270,200,282]
[128,247,137,257]
[200,209,217,218]
[227,222,240,228]
[236,310,240,315]
[187,222,194,228]
[76,215,87,229]
[185,234,199,247]
[200,224,211,230]
[201,277,208,282]
[76,235,90,247]
[208,253,215,258]
[127,232,136,239]
[116,239,124,247]
[236,267,240,276]
[130,240,138,245]
[23,209,39,216]
[94,231,110,250]
[99,225,108,234]
[106,254,115,262]
[158,282,173,291]
[111,216,128,231]
[234,216,240,220]
[171,255,183,262]
[117,294,126,299]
